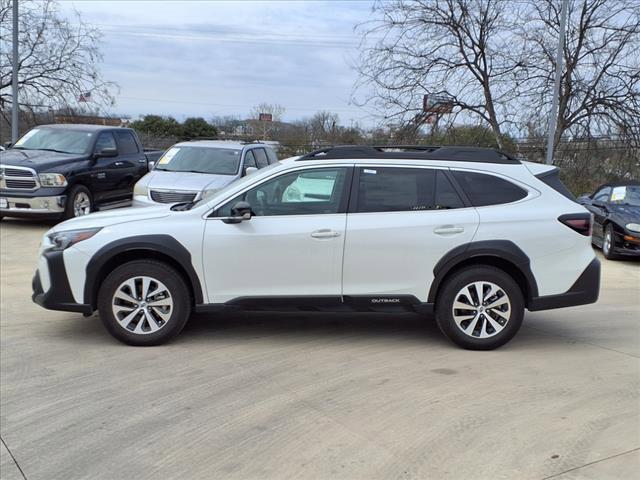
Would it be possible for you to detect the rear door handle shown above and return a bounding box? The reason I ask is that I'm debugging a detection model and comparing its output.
[434,225,464,235]
[311,229,341,239]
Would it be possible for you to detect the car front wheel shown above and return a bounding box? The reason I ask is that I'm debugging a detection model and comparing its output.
[602,224,618,260]
[97,260,191,346]
[435,266,524,350]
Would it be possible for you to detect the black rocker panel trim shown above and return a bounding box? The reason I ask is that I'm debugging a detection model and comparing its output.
[84,234,204,308]
[529,257,600,311]
[428,240,539,304]
[195,295,434,314]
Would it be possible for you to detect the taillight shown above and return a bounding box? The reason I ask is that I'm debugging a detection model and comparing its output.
[558,213,592,236]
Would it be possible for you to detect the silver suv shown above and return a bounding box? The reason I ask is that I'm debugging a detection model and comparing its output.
[133,140,277,206]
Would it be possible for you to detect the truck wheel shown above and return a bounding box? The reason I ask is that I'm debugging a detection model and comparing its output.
[435,266,524,350]
[97,260,191,346]
[64,185,93,219]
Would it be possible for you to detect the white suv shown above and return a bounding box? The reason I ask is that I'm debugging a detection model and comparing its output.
[32,146,600,350]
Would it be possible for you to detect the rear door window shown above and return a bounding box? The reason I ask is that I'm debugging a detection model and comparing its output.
[435,171,465,209]
[356,167,436,213]
[114,130,139,154]
[266,148,278,164]
[452,171,527,206]
[254,148,269,168]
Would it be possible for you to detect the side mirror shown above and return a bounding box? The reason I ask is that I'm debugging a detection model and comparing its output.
[94,147,118,159]
[148,161,156,171]
[3,141,12,149]
[222,201,253,224]
[245,166,258,176]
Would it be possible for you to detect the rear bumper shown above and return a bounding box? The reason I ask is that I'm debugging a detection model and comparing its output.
[528,257,600,311]
[32,250,92,314]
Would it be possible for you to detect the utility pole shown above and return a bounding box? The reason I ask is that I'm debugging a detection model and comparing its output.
[11,0,19,143]
[545,0,569,165]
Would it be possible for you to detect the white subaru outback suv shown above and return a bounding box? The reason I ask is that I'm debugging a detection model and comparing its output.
[32,146,600,350]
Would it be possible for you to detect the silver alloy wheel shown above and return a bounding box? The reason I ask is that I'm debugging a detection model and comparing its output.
[73,192,91,217]
[111,276,173,335]
[452,281,511,339]
[603,230,611,255]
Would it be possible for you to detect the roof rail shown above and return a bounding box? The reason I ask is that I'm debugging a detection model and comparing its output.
[297,145,520,164]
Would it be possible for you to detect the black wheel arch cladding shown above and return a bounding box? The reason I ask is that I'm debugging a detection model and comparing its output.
[428,240,539,304]
[84,234,204,308]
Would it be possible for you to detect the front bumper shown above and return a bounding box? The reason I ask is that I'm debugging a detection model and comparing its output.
[614,232,640,257]
[1,193,66,217]
[32,249,92,314]
[528,257,600,311]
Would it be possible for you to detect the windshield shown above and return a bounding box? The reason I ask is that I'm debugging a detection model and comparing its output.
[13,128,94,155]
[611,186,640,207]
[154,146,242,175]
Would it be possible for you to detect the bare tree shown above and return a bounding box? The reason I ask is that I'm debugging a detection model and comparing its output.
[249,103,285,122]
[519,0,640,153]
[354,0,528,149]
[247,102,286,139]
[0,0,116,113]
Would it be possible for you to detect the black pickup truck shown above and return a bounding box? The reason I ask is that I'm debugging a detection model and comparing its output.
[0,124,163,220]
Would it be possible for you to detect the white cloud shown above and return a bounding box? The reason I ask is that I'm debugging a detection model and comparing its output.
[58,0,374,124]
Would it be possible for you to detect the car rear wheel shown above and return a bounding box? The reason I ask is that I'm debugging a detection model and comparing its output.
[602,224,619,260]
[435,266,524,350]
[97,260,191,346]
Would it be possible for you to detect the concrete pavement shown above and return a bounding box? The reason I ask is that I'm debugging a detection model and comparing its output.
[1,218,638,480]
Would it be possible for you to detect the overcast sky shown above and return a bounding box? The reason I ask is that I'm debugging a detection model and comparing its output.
[58,0,375,125]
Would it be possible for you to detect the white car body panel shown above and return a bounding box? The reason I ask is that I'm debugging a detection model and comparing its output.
[342,207,479,300]
[203,214,347,303]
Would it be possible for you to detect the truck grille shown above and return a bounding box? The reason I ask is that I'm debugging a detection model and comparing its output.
[150,190,197,203]
[0,165,39,191]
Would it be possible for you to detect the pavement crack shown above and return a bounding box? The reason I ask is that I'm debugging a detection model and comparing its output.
[0,436,28,480]
[541,447,640,479]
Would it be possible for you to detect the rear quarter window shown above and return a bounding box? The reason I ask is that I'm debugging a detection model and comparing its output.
[452,171,527,206]
[536,169,576,201]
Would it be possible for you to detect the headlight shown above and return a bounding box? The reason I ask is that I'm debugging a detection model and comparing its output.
[626,223,640,233]
[46,228,102,251]
[200,188,219,202]
[133,182,148,196]
[39,173,67,187]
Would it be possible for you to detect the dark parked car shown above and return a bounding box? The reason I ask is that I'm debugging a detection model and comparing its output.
[0,124,163,220]
[577,181,640,259]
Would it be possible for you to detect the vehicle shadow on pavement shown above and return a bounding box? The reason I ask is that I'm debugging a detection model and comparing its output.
[55,310,595,350]
[184,311,445,345]
[0,217,59,229]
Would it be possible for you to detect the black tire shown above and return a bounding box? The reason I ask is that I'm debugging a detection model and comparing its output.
[602,223,619,260]
[97,260,191,346]
[64,184,93,220]
[435,266,525,350]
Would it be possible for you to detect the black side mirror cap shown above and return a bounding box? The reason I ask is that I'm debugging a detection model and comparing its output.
[222,201,253,224]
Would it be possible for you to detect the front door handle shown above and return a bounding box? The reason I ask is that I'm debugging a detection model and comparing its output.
[114,161,124,166]
[434,225,464,235]
[311,229,341,239]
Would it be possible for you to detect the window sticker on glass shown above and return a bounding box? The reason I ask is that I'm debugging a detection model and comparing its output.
[611,186,626,202]
[15,129,39,146]
[363,169,377,174]
[158,148,180,165]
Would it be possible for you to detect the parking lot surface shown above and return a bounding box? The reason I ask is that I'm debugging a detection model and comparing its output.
[1,218,638,480]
